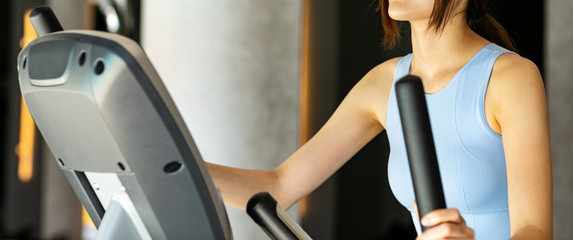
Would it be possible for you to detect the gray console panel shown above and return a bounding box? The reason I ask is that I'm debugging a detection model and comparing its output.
[17,30,232,240]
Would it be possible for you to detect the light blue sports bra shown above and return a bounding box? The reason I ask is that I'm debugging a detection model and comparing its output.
[386,43,514,239]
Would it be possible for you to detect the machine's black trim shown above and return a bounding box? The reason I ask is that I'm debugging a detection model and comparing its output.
[75,171,106,219]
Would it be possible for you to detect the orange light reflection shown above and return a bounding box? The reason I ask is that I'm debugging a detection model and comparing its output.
[17,9,38,183]
[299,0,311,219]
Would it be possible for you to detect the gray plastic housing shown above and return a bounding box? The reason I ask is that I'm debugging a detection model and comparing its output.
[17,30,232,240]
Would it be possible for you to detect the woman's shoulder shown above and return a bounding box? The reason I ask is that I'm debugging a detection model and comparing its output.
[490,53,543,93]
[368,57,402,79]
[355,57,403,127]
[488,52,545,124]
[360,56,402,88]
[493,53,540,79]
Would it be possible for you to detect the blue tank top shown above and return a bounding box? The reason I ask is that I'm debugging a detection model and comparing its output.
[386,43,514,239]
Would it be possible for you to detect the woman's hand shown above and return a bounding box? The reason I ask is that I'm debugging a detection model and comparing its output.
[414,201,475,240]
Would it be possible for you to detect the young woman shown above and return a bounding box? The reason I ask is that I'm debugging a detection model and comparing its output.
[208,0,553,239]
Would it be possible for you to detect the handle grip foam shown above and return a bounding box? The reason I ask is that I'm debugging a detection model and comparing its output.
[395,75,446,232]
[247,192,311,240]
[29,6,64,37]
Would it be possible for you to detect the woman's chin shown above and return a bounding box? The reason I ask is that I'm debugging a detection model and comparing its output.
[387,11,409,21]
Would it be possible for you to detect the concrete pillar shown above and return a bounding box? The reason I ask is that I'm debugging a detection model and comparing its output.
[141,1,302,239]
[546,0,573,239]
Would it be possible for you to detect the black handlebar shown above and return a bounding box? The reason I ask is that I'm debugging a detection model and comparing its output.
[247,192,311,240]
[395,75,447,232]
[29,6,63,36]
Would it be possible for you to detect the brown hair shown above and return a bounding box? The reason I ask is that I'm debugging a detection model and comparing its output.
[378,0,517,52]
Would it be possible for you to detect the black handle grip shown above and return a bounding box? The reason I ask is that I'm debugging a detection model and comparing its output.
[29,6,63,37]
[395,75,446,232]
[247,192,310,240]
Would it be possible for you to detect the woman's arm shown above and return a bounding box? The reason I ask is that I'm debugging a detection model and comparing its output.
[488,54,553,239]
[208,58,399,210]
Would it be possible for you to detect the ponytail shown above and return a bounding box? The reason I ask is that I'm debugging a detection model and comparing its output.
[466,9,517,52]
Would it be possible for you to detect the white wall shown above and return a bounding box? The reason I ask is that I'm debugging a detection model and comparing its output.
[141,1,302,239]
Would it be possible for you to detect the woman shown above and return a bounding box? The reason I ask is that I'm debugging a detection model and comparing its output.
[208,0,552,239]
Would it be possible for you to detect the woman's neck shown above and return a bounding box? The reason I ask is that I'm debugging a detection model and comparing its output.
[408,14,489,92]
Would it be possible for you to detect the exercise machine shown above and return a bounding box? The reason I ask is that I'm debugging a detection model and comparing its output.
[19,7,232,239]
[18,6,444,240]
